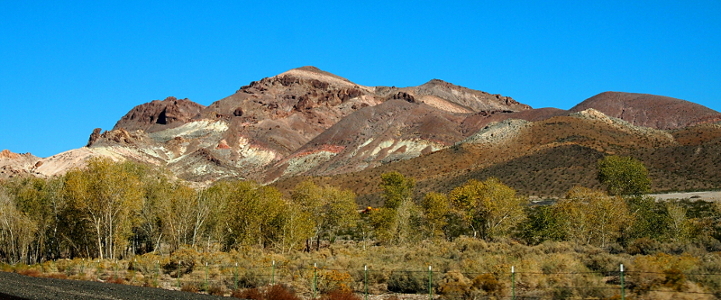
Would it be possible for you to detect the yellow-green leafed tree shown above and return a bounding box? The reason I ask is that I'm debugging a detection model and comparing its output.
[0,187,38,264]
[376,171,419,245]
[291,180,358,250]
[597,155,651,196]
[154,181,198,251]
[664,202,692,242]
[62,158,144,260]
[5,176,65,263]
[196,180,233,250]
[421,192,450,239]
[554,187,632,248]
[271,201,313,253]
[449,178,527,241]
[223,181,286,249]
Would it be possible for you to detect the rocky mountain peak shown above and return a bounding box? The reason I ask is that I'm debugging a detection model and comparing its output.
[0,149,22,159]
[113,96,205,133]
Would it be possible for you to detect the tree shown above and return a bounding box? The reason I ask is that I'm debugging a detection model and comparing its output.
[375,172,419,244]
[271,200,313,253]
[62,158,144,260]
[448,178,527,241]
[625,195,669,241]
[554,187,632,247]
[222,181,286,250]
[291,181,359,251]
[664,202,692,242]
[5,176,65,262]
[517,205,564,245]
[0,187,37,264]
[154,181,198,252]
[598,155,651,196]
[421,192,450,239]
[380,171,415,210]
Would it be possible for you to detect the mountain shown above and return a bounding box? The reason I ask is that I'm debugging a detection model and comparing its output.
[2,67,720,199]
[17,66,527,184]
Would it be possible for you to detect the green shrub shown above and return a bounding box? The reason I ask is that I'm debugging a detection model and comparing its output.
[388,270,428,293]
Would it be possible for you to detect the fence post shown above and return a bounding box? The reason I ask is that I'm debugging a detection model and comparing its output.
[620,264,625,300]
[234,262,239,290]
[204,262,209,291]
[511,266,516,300]
[155,260,160,287]
[114,260,118,281]
[313,263,318,299]
[177,260,182,289]
[364,265,368,300]
[428,266,433,300]
[272,260,276,285]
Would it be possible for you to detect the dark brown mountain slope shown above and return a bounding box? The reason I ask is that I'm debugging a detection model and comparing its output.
[264,99,469,181]
[569,91,721,130]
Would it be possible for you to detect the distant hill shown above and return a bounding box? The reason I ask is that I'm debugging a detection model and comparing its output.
[569,91,721,129]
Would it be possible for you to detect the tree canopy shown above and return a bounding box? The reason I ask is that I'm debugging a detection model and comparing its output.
[597,155,651,196]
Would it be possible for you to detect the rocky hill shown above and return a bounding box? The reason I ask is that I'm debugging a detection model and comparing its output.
[3,67,720,198]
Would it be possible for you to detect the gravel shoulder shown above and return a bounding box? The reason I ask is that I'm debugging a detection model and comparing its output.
[0,272,228,300]
[649,190,721,202]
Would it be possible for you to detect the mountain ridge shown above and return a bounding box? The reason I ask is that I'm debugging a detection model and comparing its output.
[2,67,720,198]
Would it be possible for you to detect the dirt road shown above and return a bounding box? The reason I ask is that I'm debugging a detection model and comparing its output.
[0,272,228,300]
[649,190,721,202]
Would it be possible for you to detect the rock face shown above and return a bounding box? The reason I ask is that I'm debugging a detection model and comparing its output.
[114,96,205,133]
[0,150,40,179]
[569,92,721,130]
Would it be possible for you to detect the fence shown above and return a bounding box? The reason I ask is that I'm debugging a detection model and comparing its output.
[14,260,721,299]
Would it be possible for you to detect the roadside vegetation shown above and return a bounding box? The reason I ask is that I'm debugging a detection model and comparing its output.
[0,156,720,299]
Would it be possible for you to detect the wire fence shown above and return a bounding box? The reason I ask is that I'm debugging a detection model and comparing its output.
[19,260,721,299]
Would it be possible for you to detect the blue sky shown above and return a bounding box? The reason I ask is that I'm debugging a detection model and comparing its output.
[1,1,720,157]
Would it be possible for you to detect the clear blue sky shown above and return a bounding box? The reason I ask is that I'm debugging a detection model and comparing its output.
[1,1,720,157]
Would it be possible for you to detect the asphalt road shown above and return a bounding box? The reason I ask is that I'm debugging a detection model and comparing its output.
[0,272,229,300]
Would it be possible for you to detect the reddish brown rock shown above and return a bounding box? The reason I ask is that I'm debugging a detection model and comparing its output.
[114,96,205,133]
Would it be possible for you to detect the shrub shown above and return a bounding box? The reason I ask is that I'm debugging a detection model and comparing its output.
[320,289,361,300]
[388,270,428,293]
[108,276,125,284]
[17,268,42,277]
[231,285,299,300]
[232,287,263,299]
[438,271,471,300]
[208,283,227,296]
[472,273,501,295]
[265,284,300,300]
[627,237,660,255]
[181,282,199,293]
[44,273,69,280]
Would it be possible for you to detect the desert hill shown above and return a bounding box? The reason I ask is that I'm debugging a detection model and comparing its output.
[271,109,721,205]
[569,91,721,130]
[2,67,720,199]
